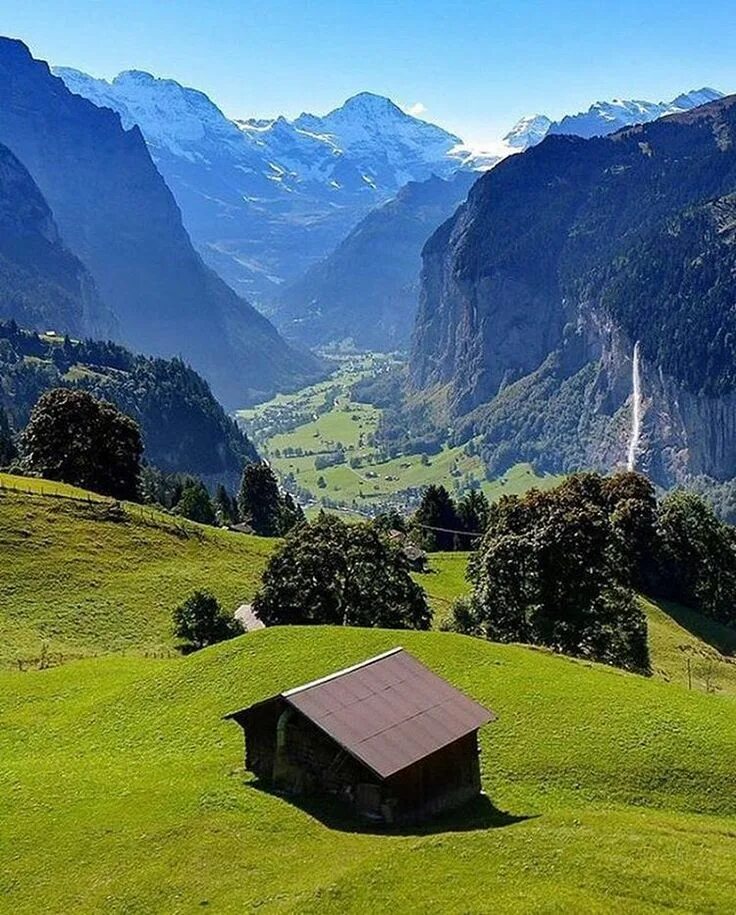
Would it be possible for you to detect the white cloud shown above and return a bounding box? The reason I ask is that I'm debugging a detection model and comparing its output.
[405,101,427,117]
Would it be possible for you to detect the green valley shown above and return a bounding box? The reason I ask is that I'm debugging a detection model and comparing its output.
[237,355,561,516]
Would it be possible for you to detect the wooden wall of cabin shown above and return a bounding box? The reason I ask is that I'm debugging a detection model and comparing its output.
[384,732,481,820]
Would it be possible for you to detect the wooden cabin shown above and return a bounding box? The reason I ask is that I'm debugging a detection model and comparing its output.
[225,647,495,823]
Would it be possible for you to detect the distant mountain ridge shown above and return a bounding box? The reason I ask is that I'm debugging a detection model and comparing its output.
[547,87,723,138]
[0,38,320,408]
[54,68,471,300]
[275,171,477,350]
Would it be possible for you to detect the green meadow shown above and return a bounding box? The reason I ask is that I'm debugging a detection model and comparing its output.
[2,627,735,913]
[2,480,736,912]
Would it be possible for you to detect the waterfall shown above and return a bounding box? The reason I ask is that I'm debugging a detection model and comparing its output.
[626,340,642,472]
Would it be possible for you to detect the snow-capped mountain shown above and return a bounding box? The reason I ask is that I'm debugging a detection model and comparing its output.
[547,87,723,138]
[502,114,552,149]
[54,69,470,300]
[54,65,725,310]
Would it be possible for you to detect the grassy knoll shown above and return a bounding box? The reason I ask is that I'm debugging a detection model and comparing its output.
[0,480,274,666]
[2,626,736,913]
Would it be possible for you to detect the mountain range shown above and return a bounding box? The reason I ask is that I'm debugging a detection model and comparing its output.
[409,93,736,489]
[0,38,320,408]
[269,88,724,350]
[55,68,471,301]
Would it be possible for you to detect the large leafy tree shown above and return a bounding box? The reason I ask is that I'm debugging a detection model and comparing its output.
[460,473,651,674]
[238,461,303,536]
[20,388,142,500]
[655,490,736,626]
[253,513,432,630]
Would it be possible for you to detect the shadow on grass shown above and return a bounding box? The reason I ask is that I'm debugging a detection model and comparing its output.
[250,781,535,835]
[658,599,736,657]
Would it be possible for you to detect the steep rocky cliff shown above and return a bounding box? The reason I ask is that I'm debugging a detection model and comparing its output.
[411,95,736,486]
[0,38,321,407]
[275,171,477,350]
[0,142,115,338]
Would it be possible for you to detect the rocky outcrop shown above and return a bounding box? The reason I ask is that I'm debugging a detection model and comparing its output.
[411,94,736,487]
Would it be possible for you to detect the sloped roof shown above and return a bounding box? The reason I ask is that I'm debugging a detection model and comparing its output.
[226,647,495,779]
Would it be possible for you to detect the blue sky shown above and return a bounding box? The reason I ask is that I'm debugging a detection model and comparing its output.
[1,0,735,146]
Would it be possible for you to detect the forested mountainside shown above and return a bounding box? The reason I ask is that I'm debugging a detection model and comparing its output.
[0,38,320,408]
[410,94,736,487]
[55,67,471,301]
[0,142,115,340]
[0,322,256,483]
[274,172,477,350]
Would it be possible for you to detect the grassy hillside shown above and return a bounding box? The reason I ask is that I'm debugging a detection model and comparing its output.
[2,626,736,913]
[0,480,274,667]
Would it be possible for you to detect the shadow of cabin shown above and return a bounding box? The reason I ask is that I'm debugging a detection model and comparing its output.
[225,647,496,826]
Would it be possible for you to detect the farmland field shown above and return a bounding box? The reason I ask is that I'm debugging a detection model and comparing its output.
[237,355,562,516]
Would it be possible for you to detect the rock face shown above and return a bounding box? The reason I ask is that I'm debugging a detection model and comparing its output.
[275,171,478,350]
[54,68,470,301]
[411,95,736,486]
[0,38,320,408]
[0,142,115,338]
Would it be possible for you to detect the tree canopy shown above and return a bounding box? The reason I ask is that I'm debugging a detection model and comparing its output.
[20,388,142,500]
[238,461,303,536]
[456,472,652,673]
[253,513,431,630]
[172,590,241,651]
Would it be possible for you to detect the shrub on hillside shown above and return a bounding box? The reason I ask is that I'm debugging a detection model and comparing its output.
[172,590,241,651]
[253,513,431,630]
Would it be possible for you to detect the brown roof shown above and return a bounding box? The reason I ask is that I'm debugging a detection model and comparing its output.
[227,647,495,779]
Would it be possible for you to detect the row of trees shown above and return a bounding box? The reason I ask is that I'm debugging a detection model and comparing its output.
[412,485,490,551]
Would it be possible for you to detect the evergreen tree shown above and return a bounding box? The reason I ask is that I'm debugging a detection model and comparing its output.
[174,478,216,526]
[213,483,238,525]
[237,461,303,536]
[0,406,16,466]
[412,484,460,551]
[457,489,491,549]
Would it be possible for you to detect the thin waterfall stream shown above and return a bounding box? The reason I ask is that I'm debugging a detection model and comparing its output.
[626,340,642,472]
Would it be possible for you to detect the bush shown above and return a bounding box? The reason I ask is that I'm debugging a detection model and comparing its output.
[172,590,241,651]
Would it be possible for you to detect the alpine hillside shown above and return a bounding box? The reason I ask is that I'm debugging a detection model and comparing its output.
[410,93,736,489]
[0,38,320,408]
[0,322,257,485]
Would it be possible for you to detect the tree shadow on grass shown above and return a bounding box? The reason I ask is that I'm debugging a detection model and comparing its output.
[249,781,535,836]
[658,599,736,657]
